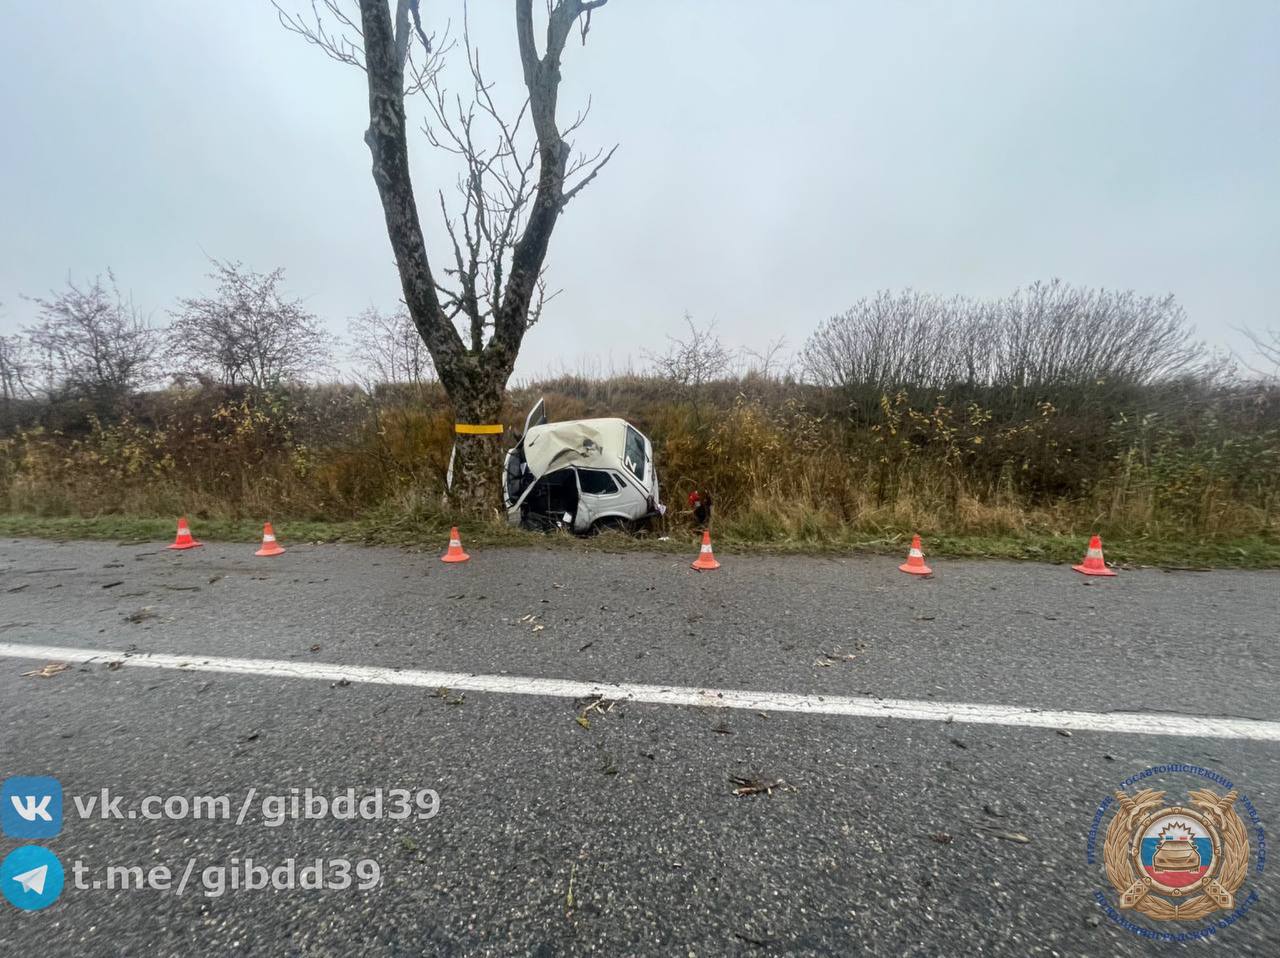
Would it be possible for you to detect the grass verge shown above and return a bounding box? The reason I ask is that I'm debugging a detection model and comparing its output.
[0,514,1277,569]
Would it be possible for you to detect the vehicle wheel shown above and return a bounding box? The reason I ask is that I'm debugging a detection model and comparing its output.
[520,513,557,533]
[590,516,633,536]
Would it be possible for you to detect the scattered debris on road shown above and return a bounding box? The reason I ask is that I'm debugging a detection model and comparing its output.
[729,775,790,797]
[22,661,70,679]
[734,931,780,947]
[977,825,1032,844]
[431,686,465,706]
[564,863,577,918]
[574,695,618,730]
[124,606,157,623]
[815,648,859,667]
[577,695,617,716]
[928,832,953,844]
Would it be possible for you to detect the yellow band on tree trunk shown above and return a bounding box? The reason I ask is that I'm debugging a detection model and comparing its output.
[454,423,505,435]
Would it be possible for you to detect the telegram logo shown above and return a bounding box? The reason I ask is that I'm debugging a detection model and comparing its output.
[1,846,65,911]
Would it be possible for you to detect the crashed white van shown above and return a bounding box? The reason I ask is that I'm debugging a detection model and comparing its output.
[503,399,665,533]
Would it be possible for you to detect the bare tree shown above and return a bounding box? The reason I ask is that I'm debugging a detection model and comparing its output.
[169,260,335,389]
[348,305,435,387]
[275,0,616,506]
[24,273,159,404]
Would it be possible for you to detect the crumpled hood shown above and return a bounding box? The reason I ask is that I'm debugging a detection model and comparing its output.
[522,418,629,477]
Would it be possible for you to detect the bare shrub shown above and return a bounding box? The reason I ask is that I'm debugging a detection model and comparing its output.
[991,280,1201,388]
[801,290,970,393]
[1238,326,1280,381]
[0,331,34,404]
[645,315,738,428]
[0,319,37,434]
[168,260,335,388]
[647,315,737,390]
[741,335,793,381]
[803,281,1203,397]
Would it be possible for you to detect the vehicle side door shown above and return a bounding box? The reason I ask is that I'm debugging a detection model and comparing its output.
[574,467,630,531]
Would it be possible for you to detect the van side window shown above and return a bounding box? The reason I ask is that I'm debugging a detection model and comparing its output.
[623,427,648,482]
[577,469,619,495]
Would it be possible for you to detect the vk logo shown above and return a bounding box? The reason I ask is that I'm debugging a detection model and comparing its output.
[2,776,63,839]
[1,846,65,911]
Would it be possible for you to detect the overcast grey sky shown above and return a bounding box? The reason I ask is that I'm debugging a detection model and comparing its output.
[1,1,1277,379]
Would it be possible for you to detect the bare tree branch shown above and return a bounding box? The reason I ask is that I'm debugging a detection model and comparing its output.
[561,142,617,206]
[273,0,367,71]
[348,304,436,387]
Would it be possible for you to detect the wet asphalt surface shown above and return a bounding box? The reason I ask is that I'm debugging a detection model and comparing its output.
[0,536,1277,955]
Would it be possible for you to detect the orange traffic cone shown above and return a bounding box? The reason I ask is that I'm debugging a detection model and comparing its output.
[255,522,285,557]
[898,534,932,575]
[441,527,470,563]
[167,517,202,550]
[1072,534,1115,576]
[691,529,720,571]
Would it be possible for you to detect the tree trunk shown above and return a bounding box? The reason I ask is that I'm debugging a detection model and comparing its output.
[449,380,506,512]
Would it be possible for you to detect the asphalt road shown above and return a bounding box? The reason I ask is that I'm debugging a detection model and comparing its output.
[0,536,1276,956]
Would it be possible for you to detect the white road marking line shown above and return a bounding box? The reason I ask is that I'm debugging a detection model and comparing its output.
[2,641,1278,742]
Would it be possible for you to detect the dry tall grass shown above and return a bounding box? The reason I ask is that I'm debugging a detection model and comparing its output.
[3,372,1276,547]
